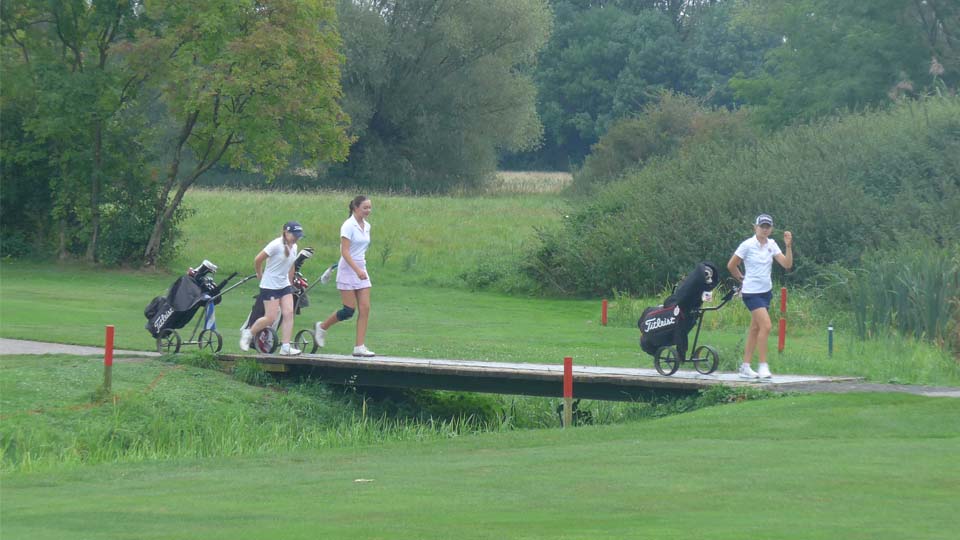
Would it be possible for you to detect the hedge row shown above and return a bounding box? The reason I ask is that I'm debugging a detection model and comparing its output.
[528,97,960,296]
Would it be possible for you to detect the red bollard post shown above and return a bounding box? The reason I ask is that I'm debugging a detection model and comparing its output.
[104,325,115,393]
[601,299,608,326]
[563,357,573,428]
[777,288,787,353]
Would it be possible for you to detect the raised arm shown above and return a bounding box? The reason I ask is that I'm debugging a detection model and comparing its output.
[775,231,793,270]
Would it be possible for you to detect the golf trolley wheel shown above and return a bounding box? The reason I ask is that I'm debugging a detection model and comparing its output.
[158,329,181,354]
[294,329,318,354]
[654,346,680,376]
[693,345,719,375]
[198,329,223,353]
[255,327,279,354]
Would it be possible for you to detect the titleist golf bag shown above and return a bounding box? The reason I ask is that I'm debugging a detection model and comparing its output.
[638,261,720,359]
[144,260,237,339]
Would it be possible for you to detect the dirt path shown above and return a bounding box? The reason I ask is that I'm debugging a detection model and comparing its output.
[0,338,159,358]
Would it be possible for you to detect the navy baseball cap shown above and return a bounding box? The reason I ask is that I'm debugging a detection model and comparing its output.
[755,214,773,226]
[284,221,304,239]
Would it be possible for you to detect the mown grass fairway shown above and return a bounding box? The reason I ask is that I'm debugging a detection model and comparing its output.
[3,393,958,540]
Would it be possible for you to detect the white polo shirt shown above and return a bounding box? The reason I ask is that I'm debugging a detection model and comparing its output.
[734,235,782,294]
[259,237,298,290]
[339,217,371,263]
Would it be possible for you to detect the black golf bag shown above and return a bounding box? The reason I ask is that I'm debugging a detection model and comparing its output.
[144,261,236,338]
[638,261,719,359]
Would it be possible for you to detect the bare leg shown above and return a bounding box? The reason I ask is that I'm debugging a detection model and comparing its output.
[250,298,280,336]
[278,293,295,343]
[354,288,371,347]
[754,309,773,364]
[318,289,358,332]
[743,308,772,365]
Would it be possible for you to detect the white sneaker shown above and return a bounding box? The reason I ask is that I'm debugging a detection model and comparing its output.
[739,363,759,379]
[239,329,252,351]
[758,363,773,379]
[352,345,376,357]
[279,344,301,356]
[320,265,335,284]
[314,323,326,347]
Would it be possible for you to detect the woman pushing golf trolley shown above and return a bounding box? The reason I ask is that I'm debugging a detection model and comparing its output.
[239,249,338,355]
[637,261,740,376]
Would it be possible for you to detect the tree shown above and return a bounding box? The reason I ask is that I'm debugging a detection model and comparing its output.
[333,0,551,190]
[511,0,769,169]
[730,0,957,128]
[133,0,352,265]
[1,0,145,261]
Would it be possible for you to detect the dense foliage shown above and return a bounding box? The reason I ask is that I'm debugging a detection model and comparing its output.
[528,98,960,296]
[505,0,774,169]
[572,92,758,192]
[329,0,551,191]
[730,0,959,128]
[1,0,351,265]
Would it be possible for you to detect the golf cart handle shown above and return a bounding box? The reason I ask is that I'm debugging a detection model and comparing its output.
[699,285,739,312]
[207,274,258,302]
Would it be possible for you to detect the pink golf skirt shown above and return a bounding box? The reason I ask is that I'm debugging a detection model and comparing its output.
[337,259,372,290]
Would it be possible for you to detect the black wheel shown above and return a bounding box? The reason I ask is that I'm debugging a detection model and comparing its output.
[294,329,318,354]
[693,345,719,375]
[654,346,680,376]
[198,329,223,353]
[255,327,279,354]
[158,329,181,354]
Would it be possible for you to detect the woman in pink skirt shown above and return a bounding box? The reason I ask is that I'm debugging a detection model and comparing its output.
[314,196,376,357]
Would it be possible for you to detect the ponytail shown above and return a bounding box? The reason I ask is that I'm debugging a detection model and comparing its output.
[349,195,369,218]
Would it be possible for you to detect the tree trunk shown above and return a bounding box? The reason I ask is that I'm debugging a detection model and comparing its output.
[85,120,102,261]
[58,216,68,260]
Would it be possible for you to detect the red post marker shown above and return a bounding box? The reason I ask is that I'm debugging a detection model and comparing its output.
[777,288,787,353]
[105,325,115,367]
[563,357,573,428]
[103,325,115,394]
[601,299,608,326]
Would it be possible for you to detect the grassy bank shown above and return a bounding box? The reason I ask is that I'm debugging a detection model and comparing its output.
[3,392,957,539]
[0,354,771,472]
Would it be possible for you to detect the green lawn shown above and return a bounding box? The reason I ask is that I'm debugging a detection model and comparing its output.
[3,392,957,540]
[2,187,959,539]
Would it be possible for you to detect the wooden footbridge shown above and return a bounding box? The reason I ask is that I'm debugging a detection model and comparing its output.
[218,353,860,401]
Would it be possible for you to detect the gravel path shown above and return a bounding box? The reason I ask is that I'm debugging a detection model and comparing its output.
[0,338,159,357]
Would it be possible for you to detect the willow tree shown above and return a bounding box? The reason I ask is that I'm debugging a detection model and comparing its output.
[136,0,352,265]
[335,0,551,190]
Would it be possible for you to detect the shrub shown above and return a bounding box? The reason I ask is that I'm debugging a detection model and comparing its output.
[529,97,960,296]
[573,92,757,192]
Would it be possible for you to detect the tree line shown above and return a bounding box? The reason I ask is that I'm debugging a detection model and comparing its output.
[2,0,957,266]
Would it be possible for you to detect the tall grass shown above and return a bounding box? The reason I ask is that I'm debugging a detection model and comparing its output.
[1,355,777,472]
[846,245,960,349]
